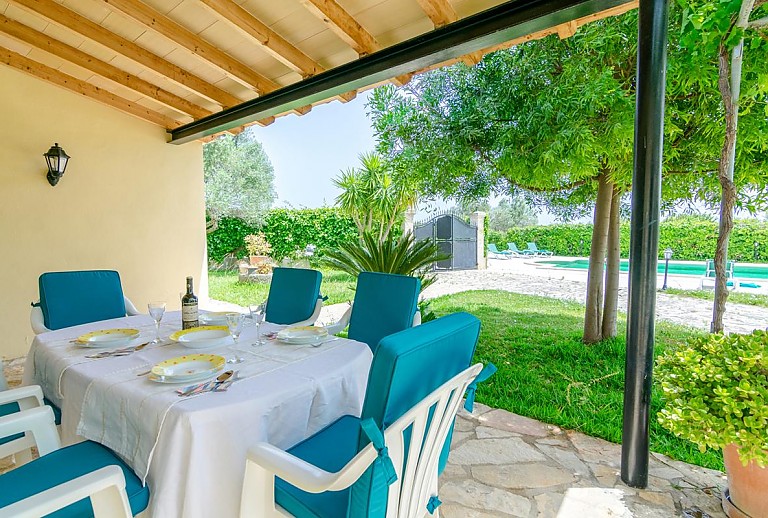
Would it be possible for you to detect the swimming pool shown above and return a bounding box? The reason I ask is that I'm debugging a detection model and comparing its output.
[538,259,768,280]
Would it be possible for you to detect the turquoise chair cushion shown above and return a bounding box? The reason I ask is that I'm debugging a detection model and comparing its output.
[43,398,62,426]
[39,271,126,331]
[0,440,149,517]
[266,268,322,325]
[350,312,481,518]
[0,402,23,445]
[347,272,420,352]
[274,415,359,518]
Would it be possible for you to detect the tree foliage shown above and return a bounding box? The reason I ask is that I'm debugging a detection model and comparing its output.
[203,129,276,231]
[333,152,417,242]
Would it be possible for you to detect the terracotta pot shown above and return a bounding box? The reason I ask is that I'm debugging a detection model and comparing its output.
[249,255,269,266]
[722,444,768,518]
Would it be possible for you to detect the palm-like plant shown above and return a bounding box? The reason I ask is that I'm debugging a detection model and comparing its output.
[333,152,417,243]
[322,231,447,291]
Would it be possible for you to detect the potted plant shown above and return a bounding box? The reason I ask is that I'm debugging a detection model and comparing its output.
[244,233,272,266]
[656,331,768,518]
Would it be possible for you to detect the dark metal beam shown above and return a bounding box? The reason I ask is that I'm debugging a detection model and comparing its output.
[169,0,634,144]
[621,0,669,488]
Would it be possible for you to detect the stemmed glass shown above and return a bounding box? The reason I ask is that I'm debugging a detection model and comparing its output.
[148,302,166,344]
[226,313,245,363]
[249,304,265,346]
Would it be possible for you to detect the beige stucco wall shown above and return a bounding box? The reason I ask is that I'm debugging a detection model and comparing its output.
[0,66,207,359]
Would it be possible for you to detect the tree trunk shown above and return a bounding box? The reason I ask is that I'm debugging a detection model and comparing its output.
[584,173,614,343]
[711,0,752,331]
[602,186,622,339]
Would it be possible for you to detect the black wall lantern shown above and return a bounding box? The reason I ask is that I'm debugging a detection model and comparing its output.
[43,143,70,186]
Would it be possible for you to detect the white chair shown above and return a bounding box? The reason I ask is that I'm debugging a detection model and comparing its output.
[240,312,486,518]
[0,369,45,463]
[241,363,482,518]
[0,406,147,517]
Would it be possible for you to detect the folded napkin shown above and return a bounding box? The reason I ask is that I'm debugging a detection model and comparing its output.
[176,374,236,397]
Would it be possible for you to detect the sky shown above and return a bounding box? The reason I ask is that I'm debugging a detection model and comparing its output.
[248,90,377,210]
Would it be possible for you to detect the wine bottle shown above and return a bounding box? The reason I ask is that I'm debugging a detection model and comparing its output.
[181,276,199,329]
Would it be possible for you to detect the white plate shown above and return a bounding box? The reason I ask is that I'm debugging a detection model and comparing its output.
[74,328,141,348]
[148,369,223,384]
[170,326,232,349]
[277,326,328,344]
[150,354,226,382]
[199,312,233,326]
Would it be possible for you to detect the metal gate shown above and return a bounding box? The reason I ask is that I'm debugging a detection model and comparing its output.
[413,212,477,270]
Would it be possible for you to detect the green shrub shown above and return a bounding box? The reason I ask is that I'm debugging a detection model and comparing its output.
[655,331,768,466]
[488,216,768,261]
[207,209,358,262]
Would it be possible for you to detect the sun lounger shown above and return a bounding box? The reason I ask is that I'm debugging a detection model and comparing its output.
[526,242,554,257]
[699,259,736,290]
[488,244,513,259]
[506,243,533,256]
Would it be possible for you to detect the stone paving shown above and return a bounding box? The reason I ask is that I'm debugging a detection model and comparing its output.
[441,403,726,518]
[2,358,726,517]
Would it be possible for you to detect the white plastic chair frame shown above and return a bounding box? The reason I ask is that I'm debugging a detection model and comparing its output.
[325,305,421,336]
[285,298,323,327]
[0,406,133,518]
[240,363,483,518]
[0,379,45,461]
[30,296,141,335]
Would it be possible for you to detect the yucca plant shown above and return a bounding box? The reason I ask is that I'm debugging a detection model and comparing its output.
[322,231,448,292]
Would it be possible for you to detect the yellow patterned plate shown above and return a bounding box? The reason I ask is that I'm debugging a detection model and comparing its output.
[277,326,328,344]
[199,311,233,325]
[150,354,225,382]
[169,326,231,349]
[75,328,140,348]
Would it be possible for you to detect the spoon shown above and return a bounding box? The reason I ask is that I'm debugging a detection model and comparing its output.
[178,370,234,397]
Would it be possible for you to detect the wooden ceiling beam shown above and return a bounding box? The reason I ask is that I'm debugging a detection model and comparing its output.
[299,0,379,56]
[0,45,179,128]
[200,0,322,77]
[0,15,210,119]
[8,0,240,108]
[416,0,458,27]
[101,0,278,93]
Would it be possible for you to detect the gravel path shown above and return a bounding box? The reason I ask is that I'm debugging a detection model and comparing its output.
[422,264,768,335]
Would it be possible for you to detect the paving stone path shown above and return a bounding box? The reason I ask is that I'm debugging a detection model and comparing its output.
[441,404,726,518]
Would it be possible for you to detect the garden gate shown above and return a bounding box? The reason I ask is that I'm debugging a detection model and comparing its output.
[413,212,477,270]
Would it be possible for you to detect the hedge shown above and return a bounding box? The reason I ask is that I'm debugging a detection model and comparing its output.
[207,209,358,262]
[488,216,768,261]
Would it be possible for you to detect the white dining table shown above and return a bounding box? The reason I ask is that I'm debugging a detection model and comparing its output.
[23,311,373,517]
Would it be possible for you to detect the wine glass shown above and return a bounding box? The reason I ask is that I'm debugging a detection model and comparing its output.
[249,304,265,346]
[226,313,245,363]
[148,302,166,344]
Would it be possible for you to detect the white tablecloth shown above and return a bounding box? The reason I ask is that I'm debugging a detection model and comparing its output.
[24,312,372,517]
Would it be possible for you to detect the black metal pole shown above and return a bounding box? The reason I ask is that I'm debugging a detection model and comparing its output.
[662,258,669,290]
[621,0,669,489]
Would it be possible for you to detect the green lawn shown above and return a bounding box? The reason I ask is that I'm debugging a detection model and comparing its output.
[209,271,720,470]
[208,269,356,307]
[429,290,721,470]
[664,287,768,308]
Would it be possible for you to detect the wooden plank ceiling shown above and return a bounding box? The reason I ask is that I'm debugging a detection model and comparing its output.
[0,0,638,141]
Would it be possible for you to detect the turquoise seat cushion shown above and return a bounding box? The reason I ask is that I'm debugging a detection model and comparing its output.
[347,272,421,352]
[39,271,126,330]
[43,397,62,426]
[0,440,149,517]
[275,415,359,518]
[350,312,481,518]
[0,402,22,445]
[266,268,322,325]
